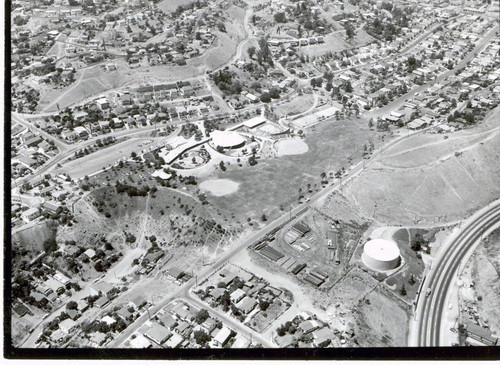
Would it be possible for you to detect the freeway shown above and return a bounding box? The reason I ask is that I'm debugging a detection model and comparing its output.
[412,200,500,346]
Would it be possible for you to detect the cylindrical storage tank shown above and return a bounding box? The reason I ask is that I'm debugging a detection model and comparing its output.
[361,238,401,271]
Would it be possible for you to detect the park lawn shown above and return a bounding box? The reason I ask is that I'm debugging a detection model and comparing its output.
[201,116,375,225]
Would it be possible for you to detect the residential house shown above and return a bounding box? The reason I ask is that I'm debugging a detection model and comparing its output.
[299,320,320,334]
[312,327,335,347]
[90,281,115,297]
[230,288,246,303]
[164,332,184,348]
[128,295,146,310]
[156,312,177,330]
[94,296,110,308]
[235,296,257,314]
[21,207,41,222]
[59,318,78,334]
[145,322,172,345]
[213,326,232,347]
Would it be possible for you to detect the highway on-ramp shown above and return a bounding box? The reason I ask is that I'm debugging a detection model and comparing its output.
[411,200,500,346]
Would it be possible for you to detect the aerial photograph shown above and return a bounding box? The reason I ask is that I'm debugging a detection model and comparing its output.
[5,0,500,358]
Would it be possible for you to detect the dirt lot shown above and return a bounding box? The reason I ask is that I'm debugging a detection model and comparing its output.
[343,121,500,226]
[55,137,159,180]
[274,93,314,118]
[470,227,500,338]
[353,285,409,347]
[302,29,374,58]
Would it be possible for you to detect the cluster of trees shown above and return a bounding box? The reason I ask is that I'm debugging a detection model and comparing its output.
[81,316,128,334]
[211,70,242,96]
[277,320,298,336]
[115,181,154,197]
[259,87,280,103]
[411,233,428,252]
[94,253,120,272]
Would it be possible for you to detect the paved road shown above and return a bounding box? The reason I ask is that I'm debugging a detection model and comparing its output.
[411,200,500,346]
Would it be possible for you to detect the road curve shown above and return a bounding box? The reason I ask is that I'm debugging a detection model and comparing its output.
[414,200,500,346]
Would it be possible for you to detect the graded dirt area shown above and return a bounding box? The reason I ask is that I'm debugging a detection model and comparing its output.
[273,94,315,118]
[199,178,240,196]
[274,139,309,156]
[343,115,500,226]
[470,227,500,338]
[353,285,409,347]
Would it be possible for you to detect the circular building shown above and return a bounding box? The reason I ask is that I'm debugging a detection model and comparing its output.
[210,130,246,150]
[361,238,401,272]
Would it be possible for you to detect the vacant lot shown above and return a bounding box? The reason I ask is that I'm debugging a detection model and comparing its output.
[55,137,156,180]
[274,93,314,118]
[344,123,500,226]
[471,228,500,338]
[38,65,123,112]
[157,0,197,12]
[354,286,409,347]
[302,29,374,58]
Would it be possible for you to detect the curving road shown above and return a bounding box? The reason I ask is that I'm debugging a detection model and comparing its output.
[412,200,500,346]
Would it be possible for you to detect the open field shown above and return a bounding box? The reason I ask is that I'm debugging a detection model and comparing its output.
[273,94,315,118]
[37,65,123,112]
[157,0,197,12]
[199,116,375,224]
[302,29,374,58]
[343,119,500,226]
[353,285,409,347]
[55,137,160,180]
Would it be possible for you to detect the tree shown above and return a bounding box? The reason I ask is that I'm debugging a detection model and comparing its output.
[411,233,425,251]
[344,22,356,40]
[43,238,58,253]
[193,329,211,346]
[274,12,287,23]
[261,214,267,222]
[66,301,78,310]
[277,325,286,336]
[195,309,210,324]
[400,284,407,296]
[408,274,416,285]
[259,300,270,311]
[247,46,256,59]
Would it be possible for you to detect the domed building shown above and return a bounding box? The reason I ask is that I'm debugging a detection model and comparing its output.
[361,238,401,272]
[210,130,246,150]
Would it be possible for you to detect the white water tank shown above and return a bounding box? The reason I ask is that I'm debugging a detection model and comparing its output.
[361,238,401,271]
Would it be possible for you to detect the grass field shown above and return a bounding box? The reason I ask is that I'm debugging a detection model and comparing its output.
[199,116,375,224]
